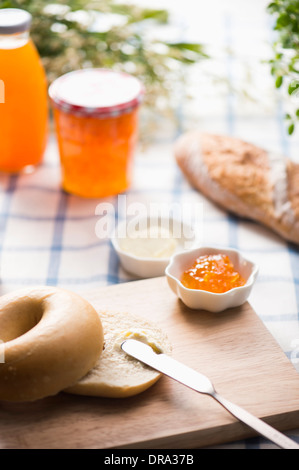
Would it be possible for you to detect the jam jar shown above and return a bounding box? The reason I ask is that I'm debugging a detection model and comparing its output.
[49,68,144,198]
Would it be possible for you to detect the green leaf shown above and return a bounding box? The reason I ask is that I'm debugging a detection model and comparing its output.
[0,0,207,125]
[288,122,295,135]
[138,8,168,23]
[276,13,291,28]
[268,0,299,135]
[288,81,299,95]
[167,42,205,53]
[275,75,283,88]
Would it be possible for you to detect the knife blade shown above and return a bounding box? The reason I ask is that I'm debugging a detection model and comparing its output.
[121,339,299,449]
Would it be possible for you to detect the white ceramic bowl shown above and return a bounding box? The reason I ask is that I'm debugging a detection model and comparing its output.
[165,246,258,312]
[111,215,197,278]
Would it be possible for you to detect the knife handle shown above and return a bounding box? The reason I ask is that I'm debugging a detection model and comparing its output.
[213,392,299,449]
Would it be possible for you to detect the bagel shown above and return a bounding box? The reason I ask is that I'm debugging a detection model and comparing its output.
[0,286,104,402]
[65,310,172,398]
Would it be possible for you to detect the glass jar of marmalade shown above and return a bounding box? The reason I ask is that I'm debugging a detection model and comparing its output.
[49,68,144,198]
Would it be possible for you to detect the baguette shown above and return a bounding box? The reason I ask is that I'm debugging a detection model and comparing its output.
[174,131,299,244]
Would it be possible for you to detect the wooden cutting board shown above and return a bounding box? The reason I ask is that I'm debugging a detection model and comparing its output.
[1,276,299,449]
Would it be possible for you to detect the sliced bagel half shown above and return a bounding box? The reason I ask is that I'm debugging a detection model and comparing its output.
[64,310,172,398]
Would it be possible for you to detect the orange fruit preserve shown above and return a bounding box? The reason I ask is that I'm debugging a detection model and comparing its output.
[0,9,48,172]
[49,69,144,198]
[181,253,246,293]
[52,105,139,198]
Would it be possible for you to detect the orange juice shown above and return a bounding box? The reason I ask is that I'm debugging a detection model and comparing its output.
[49,69,144,198]
[0,9,48,173]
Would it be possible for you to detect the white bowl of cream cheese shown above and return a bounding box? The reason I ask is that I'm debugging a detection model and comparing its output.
[111,215,197,278]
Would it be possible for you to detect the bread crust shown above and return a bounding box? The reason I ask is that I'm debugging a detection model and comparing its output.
[0,286,104,402]
[174,131,299,244]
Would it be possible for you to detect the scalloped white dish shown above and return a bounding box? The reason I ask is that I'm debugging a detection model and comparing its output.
[165,245,258,312]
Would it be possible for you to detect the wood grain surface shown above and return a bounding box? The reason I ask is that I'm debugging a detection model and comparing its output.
[1,276,299,449]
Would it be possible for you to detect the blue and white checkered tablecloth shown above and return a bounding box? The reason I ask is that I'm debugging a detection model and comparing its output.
[1,0,299,450]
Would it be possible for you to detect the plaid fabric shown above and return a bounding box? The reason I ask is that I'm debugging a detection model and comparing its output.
[0,0,299,449]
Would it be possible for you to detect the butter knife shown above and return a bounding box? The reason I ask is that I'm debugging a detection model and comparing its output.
[121,339,299,449]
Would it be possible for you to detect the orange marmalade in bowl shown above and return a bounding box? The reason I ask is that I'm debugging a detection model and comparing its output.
[49,69,144,198]
[181,253,246,293]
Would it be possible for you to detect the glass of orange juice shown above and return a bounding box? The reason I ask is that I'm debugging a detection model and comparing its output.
[49,69,144,198]
[0,8,48,173]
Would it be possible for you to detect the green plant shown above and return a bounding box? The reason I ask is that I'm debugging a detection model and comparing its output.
[0,0,207,125]
[268,0,299,134]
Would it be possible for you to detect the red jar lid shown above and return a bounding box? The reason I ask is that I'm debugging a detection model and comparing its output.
[49,68,144,118]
